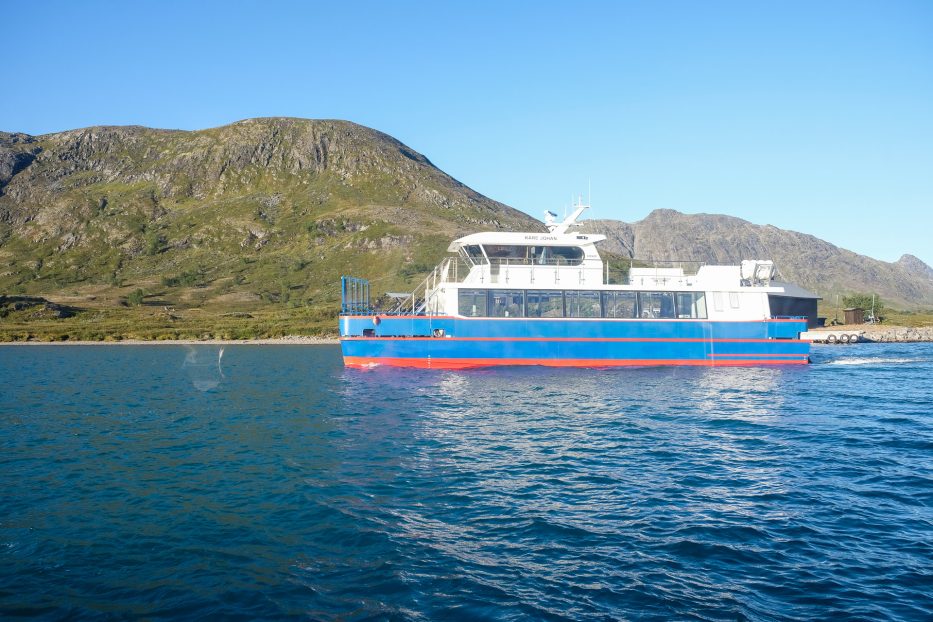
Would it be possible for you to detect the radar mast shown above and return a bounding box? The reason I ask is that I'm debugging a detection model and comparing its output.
[545,196,589,234]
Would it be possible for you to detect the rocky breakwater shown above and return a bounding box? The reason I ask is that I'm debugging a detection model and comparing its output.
[863,326,933,343]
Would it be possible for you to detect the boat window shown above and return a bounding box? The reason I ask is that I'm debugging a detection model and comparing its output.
[566,290,601,318]
[474,245,585,265]
[464,245,485,260]
[638,291,676,319]
[729,292,740,309]
[675,292,707,319]
[549,246,585,265]
[526,290,564,317]
[458,289,487,317]
[484,245,529,260]
[603,291,638,318]
[488,290,524,317]
[713,292,724,312]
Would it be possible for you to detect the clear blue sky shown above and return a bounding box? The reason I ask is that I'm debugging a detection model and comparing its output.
[5,1,932,266]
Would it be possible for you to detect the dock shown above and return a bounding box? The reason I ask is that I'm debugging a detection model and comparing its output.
[801,330,864,344]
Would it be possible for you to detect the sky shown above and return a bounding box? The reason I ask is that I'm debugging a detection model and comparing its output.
[5,0,932,266]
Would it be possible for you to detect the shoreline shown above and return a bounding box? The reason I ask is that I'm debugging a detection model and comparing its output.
[0,336,339,346]
[812,325,933,343]
[2,327,932,346]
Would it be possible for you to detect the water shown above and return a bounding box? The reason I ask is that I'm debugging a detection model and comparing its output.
[1,343,931,621]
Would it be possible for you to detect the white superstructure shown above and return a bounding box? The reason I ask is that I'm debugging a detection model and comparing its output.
[396,203,819,325]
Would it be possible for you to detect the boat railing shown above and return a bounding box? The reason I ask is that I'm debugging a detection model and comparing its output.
[433,256,707,286]
[384,259,450,316]
[485,257,586,267]
[626,259,707,271]
[623,259,707,287]
[372,257,710,317]
[340,276,372,314]
[437,256,474,284]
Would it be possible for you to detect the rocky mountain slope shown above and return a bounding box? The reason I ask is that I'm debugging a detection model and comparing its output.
[580,210,933,308]
[2,118,930,318]
[0,118,541,310]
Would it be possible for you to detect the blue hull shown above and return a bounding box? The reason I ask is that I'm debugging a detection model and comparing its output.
[339,316,810,368]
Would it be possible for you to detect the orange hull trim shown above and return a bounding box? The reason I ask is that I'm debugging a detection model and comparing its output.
[343,356,810,370]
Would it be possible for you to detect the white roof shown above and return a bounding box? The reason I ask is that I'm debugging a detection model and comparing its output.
[769,281,821,299]
[448,231,606,253]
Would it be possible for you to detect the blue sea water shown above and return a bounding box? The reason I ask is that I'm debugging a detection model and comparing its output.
[0,343,931,621]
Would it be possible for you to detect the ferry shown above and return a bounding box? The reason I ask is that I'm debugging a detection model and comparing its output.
[338,204,819,369]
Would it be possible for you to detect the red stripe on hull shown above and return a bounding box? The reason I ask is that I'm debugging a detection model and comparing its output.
[707,353,807,358]
[343,356,809,370]
[341,337,804,344]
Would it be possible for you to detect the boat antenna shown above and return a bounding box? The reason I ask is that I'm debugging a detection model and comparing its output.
[547,193,590,234]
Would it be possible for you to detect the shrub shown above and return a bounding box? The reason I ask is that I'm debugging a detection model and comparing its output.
[146,234,167,256]
[398,262,434,279]
[162,269,205,288]
[127,289,145,306]
[842,293,884,316]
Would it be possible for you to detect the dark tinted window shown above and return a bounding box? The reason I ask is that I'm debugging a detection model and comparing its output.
[488,290,524,317]
[603,291,638,318]
[484,245,528,260]
[566,290,601,317]
[638,292,676,319]
[549,246,585,264]
[526,290,564,317]
[675,292,707,319]
[458,289,487,317]
[464,245,485,259]
[477,245,585,265]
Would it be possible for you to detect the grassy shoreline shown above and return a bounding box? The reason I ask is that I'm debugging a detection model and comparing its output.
[0,296,341,343]
[3,296,930,344]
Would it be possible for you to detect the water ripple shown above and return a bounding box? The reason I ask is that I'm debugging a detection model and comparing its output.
[1,343,931,620]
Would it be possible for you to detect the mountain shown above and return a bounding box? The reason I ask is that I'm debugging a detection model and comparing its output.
[897,254,933,282]
[579,210,933,308]
[2,118,931,336]
[0,118,541,314]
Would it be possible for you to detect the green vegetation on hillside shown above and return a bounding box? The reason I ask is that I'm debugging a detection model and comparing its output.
[0,119,541,340]
[0,296,337,341]
[4,119,932,341]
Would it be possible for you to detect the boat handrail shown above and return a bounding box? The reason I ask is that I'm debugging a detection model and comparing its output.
[483,257,586,267]
[371,258,714,316]
[384,259,450,316]
[429,255,708,286]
